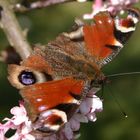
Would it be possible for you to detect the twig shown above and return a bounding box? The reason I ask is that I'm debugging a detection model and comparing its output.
[30,0,74,9]
[14,0,77,12]
[0,0,32,60]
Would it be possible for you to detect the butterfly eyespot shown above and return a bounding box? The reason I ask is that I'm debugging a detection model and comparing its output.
[8,64,48,89]
[18,70,36,85]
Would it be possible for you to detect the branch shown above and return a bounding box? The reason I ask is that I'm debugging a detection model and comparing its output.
[14,0,77,12]
[30,0,74,9]
[0,0,32,60]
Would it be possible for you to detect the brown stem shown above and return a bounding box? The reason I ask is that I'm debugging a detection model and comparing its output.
[0,0,32,60]
[14,0,76,12]
[30,0,74,9]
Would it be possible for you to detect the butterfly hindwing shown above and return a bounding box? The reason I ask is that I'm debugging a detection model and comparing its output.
[20,78,85,133]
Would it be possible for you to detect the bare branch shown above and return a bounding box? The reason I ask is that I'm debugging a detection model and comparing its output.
[14,0,76,12]
[30,0,74,9]
[0,0,32,60]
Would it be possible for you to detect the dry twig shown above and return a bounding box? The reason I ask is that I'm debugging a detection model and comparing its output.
[0,0,32,59]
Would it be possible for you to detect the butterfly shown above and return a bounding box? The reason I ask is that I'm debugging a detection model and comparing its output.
[8,8,140,136]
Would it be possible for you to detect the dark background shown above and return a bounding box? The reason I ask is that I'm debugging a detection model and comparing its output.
[0,1,140,140]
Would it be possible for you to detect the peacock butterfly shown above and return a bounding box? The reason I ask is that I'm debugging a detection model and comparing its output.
[7,8,140,136]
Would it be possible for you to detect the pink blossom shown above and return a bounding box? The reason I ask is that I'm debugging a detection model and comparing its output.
[77,0,87,2]
[0,87,103,140]
[83,0,139,19]
[0,123,6,140]
[109,0,139,5]
[0,102,35,140]
[107,0,139,14]
[9,103,27,125]
[84,0,104,19]
[79,87,103,122]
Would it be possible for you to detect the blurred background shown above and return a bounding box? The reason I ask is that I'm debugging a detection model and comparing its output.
[0,1,140,140]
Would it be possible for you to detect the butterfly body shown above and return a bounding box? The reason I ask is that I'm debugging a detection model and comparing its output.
[8,8,140,135]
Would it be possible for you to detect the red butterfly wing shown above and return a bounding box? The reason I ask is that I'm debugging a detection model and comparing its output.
[20,78,85,133]
[83,12,116,59]
[83,9,140,66]
[21,78,84,116]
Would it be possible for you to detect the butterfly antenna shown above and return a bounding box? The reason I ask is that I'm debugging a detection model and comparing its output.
[107,85,128,118]
[104,71,140,117]
[107,72,140,78]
